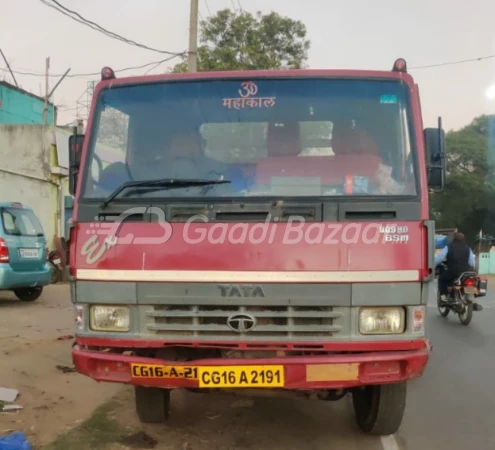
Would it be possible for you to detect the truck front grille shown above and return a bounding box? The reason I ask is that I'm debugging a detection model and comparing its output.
[145,305,343,341]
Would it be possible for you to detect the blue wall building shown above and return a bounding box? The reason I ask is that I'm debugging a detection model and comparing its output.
[0,81,57,124]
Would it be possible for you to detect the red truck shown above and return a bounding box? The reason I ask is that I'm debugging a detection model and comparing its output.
[68,58,444,436]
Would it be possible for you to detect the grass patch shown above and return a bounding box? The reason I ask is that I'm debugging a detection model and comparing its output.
[43,400,125,450]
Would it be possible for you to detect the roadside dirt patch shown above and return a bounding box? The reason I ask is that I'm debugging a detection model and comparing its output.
[43,400,125,450]
[0,285,122,448]
[119,431,158,449]
[58,386,382,450]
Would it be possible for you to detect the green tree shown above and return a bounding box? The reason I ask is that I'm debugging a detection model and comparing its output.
[171,9,310,73]
[430,114,495,243]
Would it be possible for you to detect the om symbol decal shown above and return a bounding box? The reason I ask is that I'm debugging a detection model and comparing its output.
[238,81,258,98]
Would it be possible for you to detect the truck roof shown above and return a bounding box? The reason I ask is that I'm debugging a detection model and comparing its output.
[95,67,415,91]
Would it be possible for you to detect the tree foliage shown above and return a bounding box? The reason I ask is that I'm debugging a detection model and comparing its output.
[171,9,310,73]
[430,114,495,243]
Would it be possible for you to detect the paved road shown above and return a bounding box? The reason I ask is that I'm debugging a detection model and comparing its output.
[398,283,495,450]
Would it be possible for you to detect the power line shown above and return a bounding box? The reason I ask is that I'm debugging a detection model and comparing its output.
[203,0,212,16]
[57,105,79,112]
[10,55,181,78]
[144,59,169,75]
[0,48,19,87]
[410,54,495,69]
[9,47,490,81]
[45,0,185,56]
[38,0,184,56]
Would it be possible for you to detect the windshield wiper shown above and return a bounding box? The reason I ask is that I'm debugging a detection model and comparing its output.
[100,178,231,209]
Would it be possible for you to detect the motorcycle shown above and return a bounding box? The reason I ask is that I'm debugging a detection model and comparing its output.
[48,249,64,283]
[436,263,482,325]
[47,237,68,284]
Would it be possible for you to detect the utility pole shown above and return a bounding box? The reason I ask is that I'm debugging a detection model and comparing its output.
[188,0,199,72]
[43,57,50,126]
[41,59,70,126]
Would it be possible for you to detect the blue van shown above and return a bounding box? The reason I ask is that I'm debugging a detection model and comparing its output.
[0,202,51,301]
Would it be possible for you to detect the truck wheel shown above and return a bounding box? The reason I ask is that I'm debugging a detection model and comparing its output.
[14,287,43,302]
[352,382,407,436]
[134,386,170,423]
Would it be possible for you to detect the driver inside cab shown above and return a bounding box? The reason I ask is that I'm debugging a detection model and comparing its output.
[94,129,230,196]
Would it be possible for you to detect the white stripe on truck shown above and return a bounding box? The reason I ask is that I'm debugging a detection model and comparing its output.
[76,269,420,283]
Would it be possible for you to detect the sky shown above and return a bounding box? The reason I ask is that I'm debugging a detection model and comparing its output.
[1,0,495,131]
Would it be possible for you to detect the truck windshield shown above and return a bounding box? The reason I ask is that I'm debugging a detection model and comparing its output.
[82,78,418,199]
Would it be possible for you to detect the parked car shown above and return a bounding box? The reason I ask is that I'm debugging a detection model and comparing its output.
[0,202,51,301]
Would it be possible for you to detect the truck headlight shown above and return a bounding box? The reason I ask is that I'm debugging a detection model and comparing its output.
[359,307,405,335]
[89,305,130,332]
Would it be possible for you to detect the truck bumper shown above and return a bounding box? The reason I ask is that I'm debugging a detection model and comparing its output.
[72,341,430,390]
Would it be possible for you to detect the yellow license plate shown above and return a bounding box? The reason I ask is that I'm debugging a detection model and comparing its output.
[198,366,284,388]
[131,364,199,380]
[464,287,477,294]
[130,364,284,388]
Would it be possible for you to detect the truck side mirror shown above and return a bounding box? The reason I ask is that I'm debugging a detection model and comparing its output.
[424,117,446,191]
[69,134,84,196]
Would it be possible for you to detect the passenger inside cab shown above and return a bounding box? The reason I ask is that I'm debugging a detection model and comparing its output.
[330,119,409,195]
[254,118,410,196]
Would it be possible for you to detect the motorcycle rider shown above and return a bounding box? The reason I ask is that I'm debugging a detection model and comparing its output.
[435,231,482,310]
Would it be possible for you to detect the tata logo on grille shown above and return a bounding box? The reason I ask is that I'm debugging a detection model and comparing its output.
[227,314,257,333]
[217,284,266,297]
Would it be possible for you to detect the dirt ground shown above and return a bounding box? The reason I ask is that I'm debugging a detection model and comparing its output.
[0,285,121,448]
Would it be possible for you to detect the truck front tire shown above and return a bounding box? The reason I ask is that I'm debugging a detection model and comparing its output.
[352,382,407,436]
[134,386,170,423]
